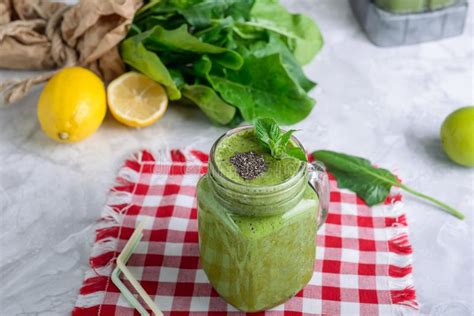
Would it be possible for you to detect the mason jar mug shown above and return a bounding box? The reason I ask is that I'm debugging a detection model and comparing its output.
[196,126,329,312]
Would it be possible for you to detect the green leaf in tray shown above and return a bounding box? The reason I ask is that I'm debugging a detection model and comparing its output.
[312,150,464,219]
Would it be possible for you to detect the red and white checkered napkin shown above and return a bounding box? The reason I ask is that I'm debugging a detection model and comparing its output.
[73,149,418,316]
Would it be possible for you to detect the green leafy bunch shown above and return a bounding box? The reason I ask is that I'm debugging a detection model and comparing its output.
[255,118,307,162]
[121,0,323,125]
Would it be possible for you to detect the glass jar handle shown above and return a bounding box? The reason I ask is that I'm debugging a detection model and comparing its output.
[308,160,330,230]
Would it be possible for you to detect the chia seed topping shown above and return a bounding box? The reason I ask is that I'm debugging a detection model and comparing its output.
[229,151,267,180]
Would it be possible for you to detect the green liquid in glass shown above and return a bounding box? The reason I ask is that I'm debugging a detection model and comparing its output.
[197,128,319,312]
[374,0,458,13]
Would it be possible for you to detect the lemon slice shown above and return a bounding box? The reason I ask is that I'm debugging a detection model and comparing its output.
[107,72,168,127]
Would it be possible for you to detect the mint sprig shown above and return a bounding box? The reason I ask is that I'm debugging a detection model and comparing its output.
[254,118,307,162]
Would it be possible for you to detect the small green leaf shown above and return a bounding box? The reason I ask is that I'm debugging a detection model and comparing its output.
[286,147,307,162]
[255,118,280,148]
[273,129,295,159]
[254,118,306,162]
[278,129,296,148]
[269,122,281,141]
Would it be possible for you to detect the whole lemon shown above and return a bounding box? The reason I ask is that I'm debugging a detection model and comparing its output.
[440,106,474,167]
[37,67,106,143]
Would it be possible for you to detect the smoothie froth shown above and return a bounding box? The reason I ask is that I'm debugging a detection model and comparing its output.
[214,129,303,185]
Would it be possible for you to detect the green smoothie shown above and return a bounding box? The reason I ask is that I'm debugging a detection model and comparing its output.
[214,129,302,186]
[374,0,458,13]
[197,127,319,312]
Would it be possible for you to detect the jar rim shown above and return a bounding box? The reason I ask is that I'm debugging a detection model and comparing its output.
[209,125,306,191]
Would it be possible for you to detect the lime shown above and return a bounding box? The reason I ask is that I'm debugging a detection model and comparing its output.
[440,106,474,167]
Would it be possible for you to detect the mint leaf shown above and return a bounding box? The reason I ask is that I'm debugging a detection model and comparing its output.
[274,129,300,160]
[312,150,464,219]
[255,118,280,151]
[286,147,307,162]
[254,118,306,162]
[278,130,296,148]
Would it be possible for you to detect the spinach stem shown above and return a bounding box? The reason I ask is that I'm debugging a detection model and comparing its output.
[397,184,465,220]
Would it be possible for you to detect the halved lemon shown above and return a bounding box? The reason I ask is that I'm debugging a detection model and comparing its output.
[107,72,168,127]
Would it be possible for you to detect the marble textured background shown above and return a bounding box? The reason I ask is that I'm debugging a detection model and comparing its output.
[0,0,473,315]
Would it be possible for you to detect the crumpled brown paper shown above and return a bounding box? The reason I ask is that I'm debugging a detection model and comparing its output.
[0,0,142,105]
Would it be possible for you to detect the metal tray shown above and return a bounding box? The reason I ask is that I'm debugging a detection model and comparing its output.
[350,0,468,46]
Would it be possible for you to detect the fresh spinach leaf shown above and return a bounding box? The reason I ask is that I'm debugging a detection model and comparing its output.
[136,0,254,28]
[121,0,323,125]
[209,54,315,124]
[313,150,397,206]
[168,68,186,89]
[142,25,243,70]
[179,0,254,27]
[249,0,323,65]
[181,84,236,124]
[226,111,244,127]
[120,35,181,100]
[194,16,235,46]
[312,150,464,219]
[242,34,315,92]
[136,0,162,15]
[192,55,212,81]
